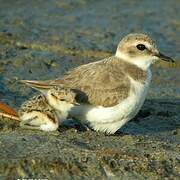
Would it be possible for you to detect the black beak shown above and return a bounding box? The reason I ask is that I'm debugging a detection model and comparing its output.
[156,52,175,63]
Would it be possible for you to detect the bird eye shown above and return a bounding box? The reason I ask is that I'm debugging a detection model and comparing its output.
[136,44,146,51]
[60,98,65,101]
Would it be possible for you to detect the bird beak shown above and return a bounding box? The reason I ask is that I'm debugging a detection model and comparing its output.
[74,102,80,106]
[156,52,175,63]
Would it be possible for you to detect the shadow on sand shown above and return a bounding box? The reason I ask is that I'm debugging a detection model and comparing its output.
[60,98,180,136]
[117,98,180,136]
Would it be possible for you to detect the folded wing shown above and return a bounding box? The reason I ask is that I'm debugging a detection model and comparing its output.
[21,57,130,107]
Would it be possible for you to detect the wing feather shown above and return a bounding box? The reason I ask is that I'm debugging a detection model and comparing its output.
[22,57,131,107]
[49,57,130,107]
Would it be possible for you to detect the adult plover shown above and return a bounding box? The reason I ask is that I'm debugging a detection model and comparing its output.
[21,33,174,134]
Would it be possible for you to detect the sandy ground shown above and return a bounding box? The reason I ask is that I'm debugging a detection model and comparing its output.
[0,0,179,179]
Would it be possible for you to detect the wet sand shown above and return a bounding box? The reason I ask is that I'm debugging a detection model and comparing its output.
[0,0,179,179]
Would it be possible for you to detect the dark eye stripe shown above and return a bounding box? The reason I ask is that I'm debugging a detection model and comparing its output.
[51,93,58,99]
[136,44,146,51]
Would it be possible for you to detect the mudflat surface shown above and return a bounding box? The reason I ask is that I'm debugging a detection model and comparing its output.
[0,0,179,179]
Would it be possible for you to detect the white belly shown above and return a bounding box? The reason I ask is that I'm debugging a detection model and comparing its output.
[70,69,152,134]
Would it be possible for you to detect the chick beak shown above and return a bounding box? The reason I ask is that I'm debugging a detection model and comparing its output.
[74,102,80,106]
[156,52,175,63]
[73,99,80,105]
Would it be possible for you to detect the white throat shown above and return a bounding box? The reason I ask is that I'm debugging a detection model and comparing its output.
[115,51,155,70]
[46,92,74,119]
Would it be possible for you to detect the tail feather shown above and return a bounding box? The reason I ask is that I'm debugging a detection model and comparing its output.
[20,80,55,94]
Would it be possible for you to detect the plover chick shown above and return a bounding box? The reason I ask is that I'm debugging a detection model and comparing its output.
[18,87,78,131]
[45,86,79,120]
[21,33,174,134]
[18,94,59,131]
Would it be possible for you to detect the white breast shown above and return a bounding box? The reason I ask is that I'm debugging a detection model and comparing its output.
[70,69,152,134]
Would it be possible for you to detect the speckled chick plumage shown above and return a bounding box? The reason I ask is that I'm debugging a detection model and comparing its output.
[18,94,59,131]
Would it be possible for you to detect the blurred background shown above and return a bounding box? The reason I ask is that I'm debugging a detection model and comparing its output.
[0,1,179,179]
[0,0,179,108]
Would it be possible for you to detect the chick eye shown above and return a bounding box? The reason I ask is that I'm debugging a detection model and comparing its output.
[51,93,55,97]
[60,98,66,101]
[136,44,146,51]
[51,93,58,99]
